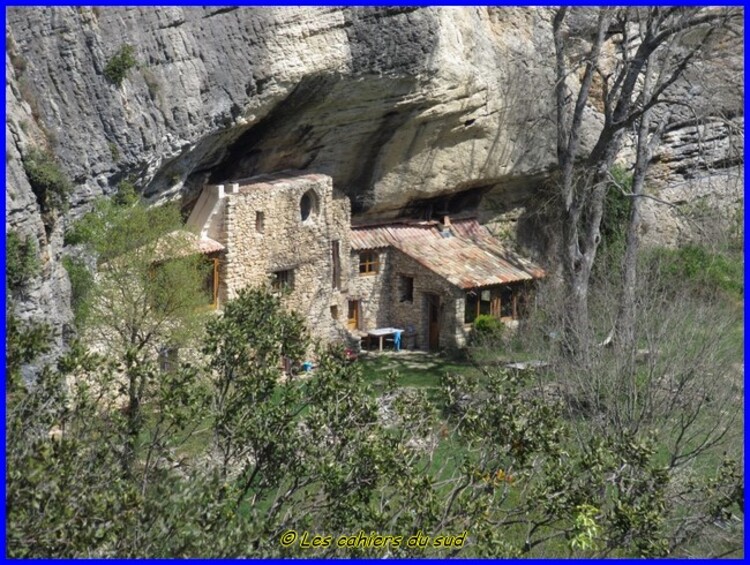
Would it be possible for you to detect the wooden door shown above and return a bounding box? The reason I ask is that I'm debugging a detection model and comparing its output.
[426,294,440,350]
[347,300,360,330]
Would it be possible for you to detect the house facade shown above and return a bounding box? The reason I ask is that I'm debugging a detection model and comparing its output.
[186,172,351,343]
[348,218,544,350]
[185,172,544,351]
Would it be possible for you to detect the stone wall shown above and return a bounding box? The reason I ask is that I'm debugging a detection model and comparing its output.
[347,248,392,331]
[384,250,466,350]
[221,173,351,343]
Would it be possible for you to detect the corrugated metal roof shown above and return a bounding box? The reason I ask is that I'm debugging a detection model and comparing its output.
[351,219,544,288]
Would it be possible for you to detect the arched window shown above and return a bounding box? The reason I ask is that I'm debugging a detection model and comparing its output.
[300,190,318,222]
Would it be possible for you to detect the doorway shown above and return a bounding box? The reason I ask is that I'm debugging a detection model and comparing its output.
[347,300,360,331]
[425,293,440,351]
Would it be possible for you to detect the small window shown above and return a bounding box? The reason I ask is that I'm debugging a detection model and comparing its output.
[500,286,514,318]
[255,211,264,233]
[359,251,379,275]
[464,289,492,324]
[465,292,478,324]
[399,275,414,302]
[331,240,341,289]
[300,189,318,222]
[272,269,293,291]
[330,305,339,320]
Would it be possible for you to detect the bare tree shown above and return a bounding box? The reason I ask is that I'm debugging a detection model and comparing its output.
[551,7,741,354]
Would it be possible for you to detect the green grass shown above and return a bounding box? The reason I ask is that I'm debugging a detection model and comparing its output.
[357,352,482,392]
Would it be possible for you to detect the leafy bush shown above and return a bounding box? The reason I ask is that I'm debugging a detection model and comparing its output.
[62,256,93,329]
[649,244,743,298]
[108,142,120,162]
[6,230,40,292]
[473,313,503,335]
[469,314,505,352]
[22,149,71,214]
[601,165,633,254]
[112,179,138,206]
[104,44,136,86]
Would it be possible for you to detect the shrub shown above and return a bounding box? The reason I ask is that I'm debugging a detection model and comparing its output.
[22,149,71,214]
[6,230,40,292]
[108,142,120,162]
[104,44,136,86]
[473,314,503,335]
[649,244,743,299]
[601,165,633,254]
[62,256,93,329]
[470,314,505,351]
[112,179,138,206]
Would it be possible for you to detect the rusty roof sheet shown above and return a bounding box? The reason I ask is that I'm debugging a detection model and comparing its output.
[351,219,544,288]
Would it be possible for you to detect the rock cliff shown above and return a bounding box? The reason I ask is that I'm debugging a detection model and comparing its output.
[5,7,743,350]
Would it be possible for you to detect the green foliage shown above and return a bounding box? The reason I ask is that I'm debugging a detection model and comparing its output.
[473,314,503,336]
[468,314,505,354]
[570,504,601,552]
[5,313,51,393]
[61,256,93,329]
[104,44,136,86]
[23,148,71,214]
[64,187,208,344]
[6,339,209,557]
[6,230,40,292]
[62,188,209,477]
[5,286,743,557]
[112,179,138,206]
[65,186,180,261]
[648,244,743,298]
[108,142,120,162]
[601,165,633,255]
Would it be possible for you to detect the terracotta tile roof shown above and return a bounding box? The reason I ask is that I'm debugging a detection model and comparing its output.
[350,221,438,250]
[351,219,544,288]
[156,230,224,260]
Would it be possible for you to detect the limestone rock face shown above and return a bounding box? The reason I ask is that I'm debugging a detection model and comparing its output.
[5,7,742,350]
[640,118,744,247]
[6,7,560,215]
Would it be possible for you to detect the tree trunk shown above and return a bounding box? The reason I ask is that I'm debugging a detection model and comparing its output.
[617,58,664,351]
[122,349,143,475]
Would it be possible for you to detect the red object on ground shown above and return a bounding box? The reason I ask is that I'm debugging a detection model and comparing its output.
[344,348,358,363]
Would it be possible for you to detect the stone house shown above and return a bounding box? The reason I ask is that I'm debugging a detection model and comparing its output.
[348,217,544,350]
[186,172,351,343]
[184,172,543,351]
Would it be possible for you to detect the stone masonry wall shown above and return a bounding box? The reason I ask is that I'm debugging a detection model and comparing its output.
[222,173,351,344]
[386,250,466,350]
[347,248,391,332]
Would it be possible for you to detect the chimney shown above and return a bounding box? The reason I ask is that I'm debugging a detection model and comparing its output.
[440,215,453,238]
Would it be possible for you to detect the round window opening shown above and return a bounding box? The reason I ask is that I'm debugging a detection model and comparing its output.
[300,190,318,222]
